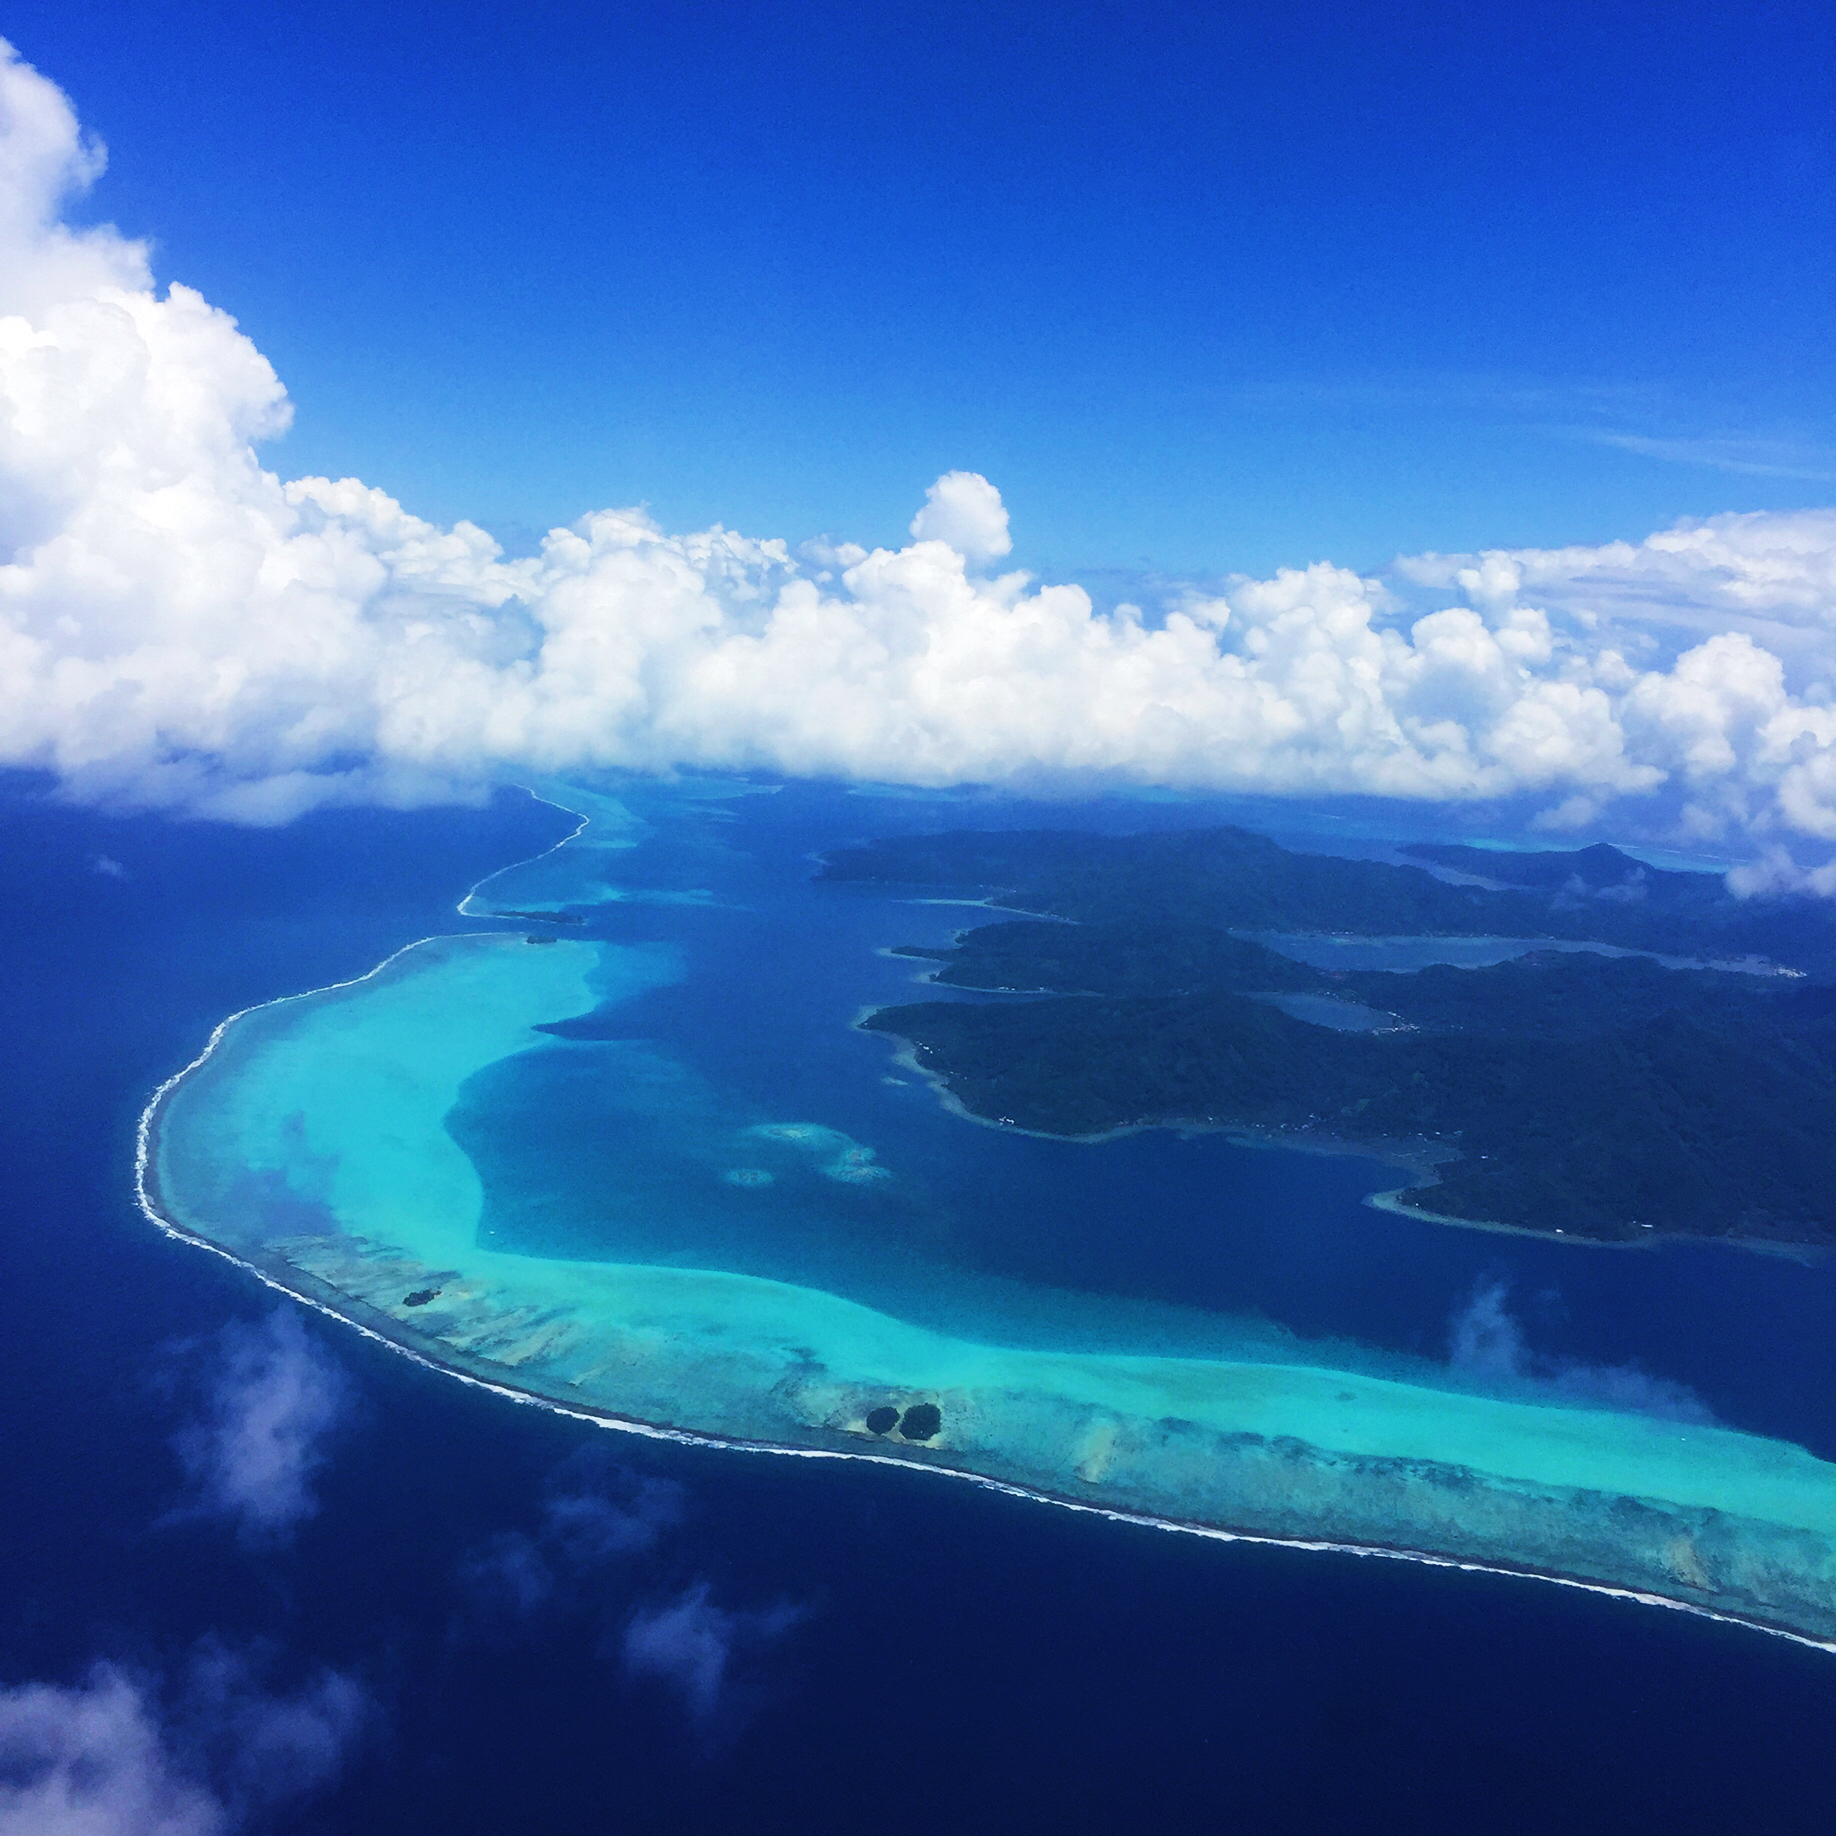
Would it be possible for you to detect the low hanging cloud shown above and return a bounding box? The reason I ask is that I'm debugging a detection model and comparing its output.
[458,1450,688,1622]
[454,1449,806,1733]
[1449,1278,1716,1424]
[3,42,1836,878]
[172,1309,349,1540]
[620,1584,808,1731]
[0,1667,219,1836]
[0,1645,365,1836]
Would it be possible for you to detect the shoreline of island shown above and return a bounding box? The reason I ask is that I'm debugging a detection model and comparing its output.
[129,1075,1836,1658]
[129,787,1836,1654]
[855,1006,1833,1262]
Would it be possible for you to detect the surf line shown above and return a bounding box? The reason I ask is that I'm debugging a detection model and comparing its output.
[455,783,596,919]
[129,784,1836,1661]
[132,1070,1835,1659]
[135,784,610,1175]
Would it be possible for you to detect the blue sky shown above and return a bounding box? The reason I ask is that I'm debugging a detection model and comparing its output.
[9,0,1832,577]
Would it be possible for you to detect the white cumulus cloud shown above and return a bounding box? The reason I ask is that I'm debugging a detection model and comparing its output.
[908,468,1013,566]
[1397,510,1836,658]
[3,41,1836,880]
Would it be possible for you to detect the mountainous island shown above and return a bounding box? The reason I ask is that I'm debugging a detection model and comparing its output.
[826,828,1836,1247]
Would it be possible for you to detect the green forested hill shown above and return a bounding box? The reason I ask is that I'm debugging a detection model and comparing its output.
[824,826,1836,973]
[848,828,1836,1245]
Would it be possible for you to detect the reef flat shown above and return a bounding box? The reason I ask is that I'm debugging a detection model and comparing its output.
[142,785,1836,1647]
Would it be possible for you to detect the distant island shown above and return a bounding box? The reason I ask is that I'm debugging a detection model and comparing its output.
[829,828,1836,1247]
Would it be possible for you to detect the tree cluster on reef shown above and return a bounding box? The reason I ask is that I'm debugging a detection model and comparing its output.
[836,829,1836,1246]
[863,1402,941,1440]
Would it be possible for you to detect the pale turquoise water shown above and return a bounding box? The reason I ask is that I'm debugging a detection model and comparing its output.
[146,780,1836,1645]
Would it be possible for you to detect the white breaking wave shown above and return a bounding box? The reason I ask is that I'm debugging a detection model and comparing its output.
[3,41,1836,877]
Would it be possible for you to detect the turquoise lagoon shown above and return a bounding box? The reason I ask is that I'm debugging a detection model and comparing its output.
[144,781,1836,1646]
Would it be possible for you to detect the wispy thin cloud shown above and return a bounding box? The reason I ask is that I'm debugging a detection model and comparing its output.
[1563,428,1836,484]
[1224,372,1665,420]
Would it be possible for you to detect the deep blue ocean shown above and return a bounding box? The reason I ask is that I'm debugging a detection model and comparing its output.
[3,776,1834,1834]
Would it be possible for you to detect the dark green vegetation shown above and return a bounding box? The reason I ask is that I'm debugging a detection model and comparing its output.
[890,921,1322,996]
[828,826,1836,971]
[1406,841,1826,967]
[865,1405,901,1434]
[899,1403,944,1441]
[403,1288,441,1306]
[833,829,1836,1246]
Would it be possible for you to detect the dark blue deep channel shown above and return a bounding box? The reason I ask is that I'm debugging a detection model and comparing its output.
[2,773,1834,1834]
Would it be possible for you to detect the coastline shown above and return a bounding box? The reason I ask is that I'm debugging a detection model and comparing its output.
[856,1005,1834,1261]
[132,1078,1836,1659]
[129,786,1836,1653]
[456,785,594,917]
